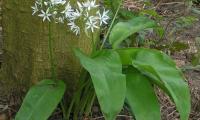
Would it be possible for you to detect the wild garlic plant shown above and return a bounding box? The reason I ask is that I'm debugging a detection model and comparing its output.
[15,0,190,120]
[32,0,110,35]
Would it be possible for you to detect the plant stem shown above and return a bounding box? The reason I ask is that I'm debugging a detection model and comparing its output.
[91,33,96,53]
[100,1,122,50]
[48,22,56,80]
[86,92,96,115]
[61,100,67,120]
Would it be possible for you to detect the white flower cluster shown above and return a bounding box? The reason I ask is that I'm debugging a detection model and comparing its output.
[32,0,110,35]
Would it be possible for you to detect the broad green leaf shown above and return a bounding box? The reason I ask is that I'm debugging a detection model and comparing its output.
[125,67,161,120]
[117,48,191,120]
[104,0,112,9]
[119,9,138,20]
[103,0,121,12]
[15,79,66,120]
[74,49,126,120]
[111,0,121,12]
[109,16,156,49]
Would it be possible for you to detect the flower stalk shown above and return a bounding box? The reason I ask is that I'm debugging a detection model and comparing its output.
[100,0,122,49]
[48,22,56,80]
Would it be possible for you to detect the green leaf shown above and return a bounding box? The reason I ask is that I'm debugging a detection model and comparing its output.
[192,7,200,15]
[154,26,165,38]
[103,0,113,9]
[109,16,156,49]
[170,41,189,52]
[125,67,161,120]
[111,0,122,12]
[74,49,126,120]
[140,9,163,20]
[117,48,191,120]
[15,80,66,120]
[176,16,198,28]
[119,9,138,20]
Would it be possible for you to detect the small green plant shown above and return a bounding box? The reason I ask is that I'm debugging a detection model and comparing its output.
[15,0,191,120]
[191,37,200,66]
[154,15,198,54]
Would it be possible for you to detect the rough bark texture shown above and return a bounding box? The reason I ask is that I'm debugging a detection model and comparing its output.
[0,0,94,96]
[0,0,2,66]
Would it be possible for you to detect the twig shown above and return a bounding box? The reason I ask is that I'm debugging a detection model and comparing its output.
[92,114,133,120]
[160,2,184,6]
[155,0,163,9]
[92,116,104,120]
[181,65,200,71]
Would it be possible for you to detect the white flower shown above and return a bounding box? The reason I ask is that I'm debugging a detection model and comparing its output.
[38,8,52,22]
[83,11,89,20]
[89,16,98,22]
[77,2,83,12]
[86,16,99,32]
[68,22,80,35]
[69,9,81,20]
[36,0,43,6]
[53,10,58,15]
[56,16,65,23]
[84,11,97,20]
[44,1,48,6]
[62,2,74,19]
[31,3,39,15]
[97,9,110,26]
[51,0,66,5]
[82,0,98,11]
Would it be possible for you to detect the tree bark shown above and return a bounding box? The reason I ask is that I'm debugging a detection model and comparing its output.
[0,0,94,96]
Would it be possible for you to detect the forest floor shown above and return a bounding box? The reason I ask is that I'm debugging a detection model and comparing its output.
[157,2,200,120]
[0,1,200,120]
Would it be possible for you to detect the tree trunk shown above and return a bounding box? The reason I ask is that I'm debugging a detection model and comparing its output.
[0,0,94,97]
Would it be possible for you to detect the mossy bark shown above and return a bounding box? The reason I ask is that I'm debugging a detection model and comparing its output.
[0,0,95,96]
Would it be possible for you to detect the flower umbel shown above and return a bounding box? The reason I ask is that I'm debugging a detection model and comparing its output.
[31,0,110,34]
